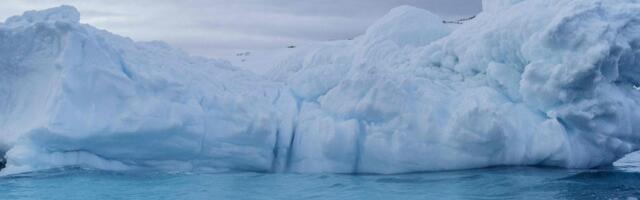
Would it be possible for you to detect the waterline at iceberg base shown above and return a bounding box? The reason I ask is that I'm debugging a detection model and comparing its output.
[2,0,640,176]
[1,165,640,200]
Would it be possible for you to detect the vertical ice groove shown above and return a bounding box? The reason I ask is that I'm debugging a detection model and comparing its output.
[352,120,366,174]
[284,128,297,172]
[270,129,280,172]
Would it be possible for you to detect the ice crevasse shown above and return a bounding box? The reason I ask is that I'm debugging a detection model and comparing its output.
[2,0,640,175]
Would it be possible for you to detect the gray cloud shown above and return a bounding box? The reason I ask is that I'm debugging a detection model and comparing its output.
[0,0,482,57]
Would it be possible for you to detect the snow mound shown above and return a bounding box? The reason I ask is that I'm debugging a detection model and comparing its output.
[482,0,524,12]
[2,0,640,175]
[362,5,451,47]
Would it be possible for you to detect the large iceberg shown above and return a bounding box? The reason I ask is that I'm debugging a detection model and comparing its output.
[1,0,640,175]
[0,6,288,174]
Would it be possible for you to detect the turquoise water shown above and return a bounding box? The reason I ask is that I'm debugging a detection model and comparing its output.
[1,165,639,200]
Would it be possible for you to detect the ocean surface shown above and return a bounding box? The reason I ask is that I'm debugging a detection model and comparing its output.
[1,153,639,200]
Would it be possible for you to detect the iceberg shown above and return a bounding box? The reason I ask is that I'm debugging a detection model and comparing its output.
[1,0,640,175]
[0,5,288,174]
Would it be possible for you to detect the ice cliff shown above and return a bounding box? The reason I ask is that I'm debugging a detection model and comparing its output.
[2,0,640,175]
[0,5,286,174]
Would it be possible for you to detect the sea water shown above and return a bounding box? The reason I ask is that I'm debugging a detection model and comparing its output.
[1,163,639,200]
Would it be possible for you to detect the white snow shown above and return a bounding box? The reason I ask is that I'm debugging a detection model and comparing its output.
[482,0,524,13]
[2,0,640,175]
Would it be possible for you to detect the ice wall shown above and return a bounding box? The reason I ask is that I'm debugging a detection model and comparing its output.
[2,0,640,175]
[270,0,640,173]
[0,6,291,175]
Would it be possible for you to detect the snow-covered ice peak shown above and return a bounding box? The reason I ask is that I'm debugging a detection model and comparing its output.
[361,5,450,47]
[3,5,80,28]
[482,0,524,12]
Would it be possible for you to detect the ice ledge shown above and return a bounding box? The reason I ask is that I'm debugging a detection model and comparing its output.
[4,5,80,28]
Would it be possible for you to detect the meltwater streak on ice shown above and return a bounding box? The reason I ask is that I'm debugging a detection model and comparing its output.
[1,0,640,175]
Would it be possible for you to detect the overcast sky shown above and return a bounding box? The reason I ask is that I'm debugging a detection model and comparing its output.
[0,0,482,57]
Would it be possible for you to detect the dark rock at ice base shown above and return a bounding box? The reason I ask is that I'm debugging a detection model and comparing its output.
[0,157,5,171]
